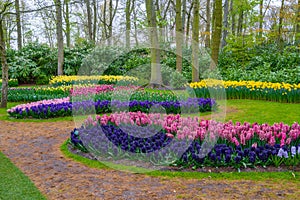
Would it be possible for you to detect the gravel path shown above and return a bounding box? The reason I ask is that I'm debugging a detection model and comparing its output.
[0,120,299,199]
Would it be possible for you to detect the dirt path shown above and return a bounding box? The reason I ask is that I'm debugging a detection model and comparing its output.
[0,120,299,199]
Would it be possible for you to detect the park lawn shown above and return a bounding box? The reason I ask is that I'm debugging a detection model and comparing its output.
[0,152,46,199]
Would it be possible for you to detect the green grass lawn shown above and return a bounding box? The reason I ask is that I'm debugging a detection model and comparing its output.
[0,152,46,199]
[223,99,299,125]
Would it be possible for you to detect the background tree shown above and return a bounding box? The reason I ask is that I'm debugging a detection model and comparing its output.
[63,0,71,47]
[221,0,229,48]
[210,0,222,69]
[54,0,64,75]
[145,0,162,87]
[205,0,211,48]
[15,0,22,50]
[296,0,300,42]
[175,0,183,72]
[0,1,13,108]
[191,0,199,82]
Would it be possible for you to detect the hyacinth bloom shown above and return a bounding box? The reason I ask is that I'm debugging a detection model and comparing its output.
[82,112,300,148]
[7,97,70,113]
[7,97,217,118]
[71,116,300,167]
[70,85,141,97]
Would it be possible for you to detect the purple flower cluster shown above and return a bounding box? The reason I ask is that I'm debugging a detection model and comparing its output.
[8,97,217,118]
[70,121,300,168]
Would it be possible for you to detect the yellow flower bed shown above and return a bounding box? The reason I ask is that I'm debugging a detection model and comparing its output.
[49,75,138,86]
[189,79,300,91]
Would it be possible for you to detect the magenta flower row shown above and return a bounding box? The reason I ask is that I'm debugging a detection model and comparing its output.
[84,112,300,147]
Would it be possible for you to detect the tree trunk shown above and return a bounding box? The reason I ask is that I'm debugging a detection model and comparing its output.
[296,0,300,43]
[210,0,222,69]
[103,0,108,39]
[93,0,97,42]
[182,0,186,43]
[278,0,285,49]
[221,0,229,48]
[231,0,235,36]
[125,0,131,48]
[64,0,71,47]
[15,0,22,50]
[237,11,244,36]
[133,0,139,46]
[258,0,263,38]
[85,0,93,42]
[55,0,64,75]
[0,19,8,108]
[205,0,211,48]
[175,0,183,72]
[192,0,199,82]
[108,0,113,45]
[185,2,193,46]
[145,0,162,86]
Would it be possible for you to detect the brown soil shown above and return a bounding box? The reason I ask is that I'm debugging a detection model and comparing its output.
[0,120,299,199]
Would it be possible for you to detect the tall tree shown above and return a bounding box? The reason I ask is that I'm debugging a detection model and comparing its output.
[205,0,211,48]
[175,0,183,72]
[192,0,199,82]
[182,0,186,42]
[258,0,263,38]
[145,0,162,86]
[93,0,97,42]
[231,0,236,35]
[210,0,222,69]
[0,1,12,108]
[125,0,134,48]
[63,0,71,47]
[54,0,64,75]
[15,0,22,49]
[278,0,285,48]
[185,2,193,46]
[295,0,300,42]
[221,0,229,48]
[85,0,93,42]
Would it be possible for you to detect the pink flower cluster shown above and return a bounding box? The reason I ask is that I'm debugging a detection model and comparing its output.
[70,85,142,96]
[7,97,70,113]
[70,85,114,96]
[84,112,300,147]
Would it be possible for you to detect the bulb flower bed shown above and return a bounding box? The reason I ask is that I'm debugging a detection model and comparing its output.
[50,75,138,87]
[7,84,141,102]
[189,79,300,103]
[70,112,300,169]
[7,97,217,119]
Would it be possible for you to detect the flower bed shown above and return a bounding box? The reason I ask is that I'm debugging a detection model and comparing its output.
[50,75,138,87]
[7,98,217,119]
[70,113,300,169]
[7,84,140,102]
[189,79,300,103]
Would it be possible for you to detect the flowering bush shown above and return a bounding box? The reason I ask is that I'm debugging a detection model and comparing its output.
[70,113,300,168]
[49,75,138,87]
[7,98,217,119]
[189,79,300,103]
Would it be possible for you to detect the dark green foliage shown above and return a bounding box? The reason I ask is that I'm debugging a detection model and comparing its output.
[1,42,94,85]
[218,42,300,84]
[1,41,299,85]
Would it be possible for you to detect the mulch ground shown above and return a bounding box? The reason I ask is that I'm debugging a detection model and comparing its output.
[0,120,299,199]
